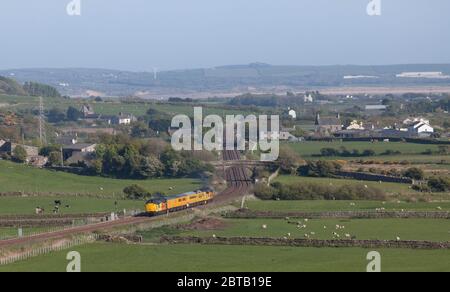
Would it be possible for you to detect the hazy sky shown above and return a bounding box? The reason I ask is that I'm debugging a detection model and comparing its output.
[1,0,449,71]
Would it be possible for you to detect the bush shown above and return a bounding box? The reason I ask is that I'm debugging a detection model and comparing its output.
[403,167,425,180]
[254,182,387,201]
[299,160,342,177]
[427,177,450,192]
[123,185,151,200]
[13,145,27,163]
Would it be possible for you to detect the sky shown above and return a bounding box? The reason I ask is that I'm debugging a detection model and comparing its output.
[0,0,449,71]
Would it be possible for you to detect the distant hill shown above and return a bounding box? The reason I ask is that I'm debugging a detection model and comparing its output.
[0,76,61,97]
[0,76,28,96]
[2,64,450,97]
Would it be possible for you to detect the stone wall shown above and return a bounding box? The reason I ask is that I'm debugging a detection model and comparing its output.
[226,209,450,219]
[161,236,450,250]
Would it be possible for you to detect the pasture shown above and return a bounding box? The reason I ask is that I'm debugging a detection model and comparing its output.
[180,218,450,242]
[0,196,145,216]
[1,243,449,272]
[274,175,413,194]
[0,160,201,197]
[243,200,450,213]
[286,141,442,158]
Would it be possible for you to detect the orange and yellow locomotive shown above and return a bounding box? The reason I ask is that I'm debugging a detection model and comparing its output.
[145,189,214,216]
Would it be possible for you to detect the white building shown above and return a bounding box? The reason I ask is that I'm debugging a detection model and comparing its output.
[408,121,434,135]
[288,108,297,119]
[304,94,314,103]
[403,117,430,126]
[345,120,365,130]
[112,113,135,125]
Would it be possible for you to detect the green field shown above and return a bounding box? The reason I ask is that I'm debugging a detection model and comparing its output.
[180,218,450,242]
[0,160,201,196]
[286,141,442,158]
[244,200,450,212]
[274,175,413,194]
[1,243,449,272]
[0,196,146,216]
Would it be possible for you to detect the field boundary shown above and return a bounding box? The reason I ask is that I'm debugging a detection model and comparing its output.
[225,209,450,219]
[161,236,450,250]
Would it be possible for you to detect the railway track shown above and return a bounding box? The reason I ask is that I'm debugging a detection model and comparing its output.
[216,150,253,203]
[0,150,254,249]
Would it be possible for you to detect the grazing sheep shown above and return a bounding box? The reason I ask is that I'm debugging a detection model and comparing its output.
[345,234,351,238]
[212,234,217,238]
[285,217,290,221]
[304,234,310,239]
[262,224,267,229]
[437,206,442,210]
[287,233,291,237]
[323,226,327,229]
[310,232,315,235]
[396,237,401,241]
[304,219,309,222]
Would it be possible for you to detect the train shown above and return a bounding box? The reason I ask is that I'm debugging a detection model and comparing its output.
[145,188,215,216]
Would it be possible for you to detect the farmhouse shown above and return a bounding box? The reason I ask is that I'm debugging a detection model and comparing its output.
[62,143,97,160]
[315,113,342,135]
[111,113,136,125]
[407,121,434,136]
[0,142,39,158]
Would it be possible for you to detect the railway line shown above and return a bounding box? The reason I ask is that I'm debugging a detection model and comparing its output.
[216,150,253,203]
[0,150,254,249]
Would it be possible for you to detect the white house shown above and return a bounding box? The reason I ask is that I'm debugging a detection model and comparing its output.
[288,108,297,119]
[345,120,365,130]
[408,121,434,135]
[304,94,314,103]
[403,117,430,126]
[112,113,135,125]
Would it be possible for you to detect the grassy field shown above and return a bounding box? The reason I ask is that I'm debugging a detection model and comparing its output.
[0,196,146,216]
[0,160,201,196]
[180,218,450,242]
[286,141,442,158]
[1,243,449,272]
[274,175,413,194]
[243,200,450,212]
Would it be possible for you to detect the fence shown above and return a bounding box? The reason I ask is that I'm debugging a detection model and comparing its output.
[0,234,99,266]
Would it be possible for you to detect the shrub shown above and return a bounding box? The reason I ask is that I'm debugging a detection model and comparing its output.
[255,182,387,201]
[123,185,151,200]
[403,167,425,180]
[427,177,450,192]
[13,145,27,163]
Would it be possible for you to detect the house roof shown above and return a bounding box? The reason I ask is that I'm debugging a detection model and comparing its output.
[63,143,96,151]
[317,118,341,126]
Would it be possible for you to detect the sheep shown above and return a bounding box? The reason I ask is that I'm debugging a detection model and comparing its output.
[310,232,316,236]
[323,226,327,229]
[304,234,310,239]
[261,224,267,229]
[287,233,291,237]
[212,234,217,238]
[396,237,401,241]
[345,234,351,238]
[437,206,442,210]
[304,219,309,222]
[350,202,356,206]
[285,217,290,221]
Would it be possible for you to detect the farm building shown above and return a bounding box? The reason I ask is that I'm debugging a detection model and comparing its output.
[111,113,136,125]
[62,143,97,160]
[0,142,39,157]
[315,113,342,135]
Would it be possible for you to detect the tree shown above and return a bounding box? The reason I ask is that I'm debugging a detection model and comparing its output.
[13,145,28,163]
[403,167,425,180]
[67,106,82,121]
[123,185,151,200]
[48,151,62,166]
[47,108,66,123]
[277,146,304,174]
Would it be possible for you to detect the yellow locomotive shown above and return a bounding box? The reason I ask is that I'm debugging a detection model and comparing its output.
[145,188,215,216]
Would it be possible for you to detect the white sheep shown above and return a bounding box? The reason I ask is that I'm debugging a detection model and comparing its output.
[396,237,401,241]
[345,234,351,238]
[262,224,267,229]
[287,233,291,237]
[437,206,442,210]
